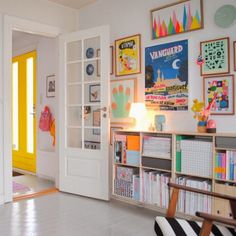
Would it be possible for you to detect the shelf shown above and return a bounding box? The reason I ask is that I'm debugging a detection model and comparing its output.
[215,147,236,151]
[175,172,212,180]
[142,166,171,173]
[214,178,236,184]
[114,162,140,168]
[141,154,171,160]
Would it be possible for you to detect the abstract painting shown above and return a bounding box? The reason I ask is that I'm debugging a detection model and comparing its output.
[200,37,230,75]
[145,39,188,111]
[151,0,203,40]
[203,75,234,115]
[111,78,137,124]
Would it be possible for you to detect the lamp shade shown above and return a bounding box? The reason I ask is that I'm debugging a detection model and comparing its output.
[129,103,146,118]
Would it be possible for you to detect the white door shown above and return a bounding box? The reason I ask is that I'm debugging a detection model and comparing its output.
[59,26,110,200]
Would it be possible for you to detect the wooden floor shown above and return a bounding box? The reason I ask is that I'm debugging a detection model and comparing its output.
[0,192,158,236]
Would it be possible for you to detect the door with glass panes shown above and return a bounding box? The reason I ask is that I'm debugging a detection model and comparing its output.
[59,26,110,200]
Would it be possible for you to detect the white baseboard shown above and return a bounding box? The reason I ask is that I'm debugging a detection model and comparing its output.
[13,168,36,176]
[0,194,4,205]
[36,173,55,182]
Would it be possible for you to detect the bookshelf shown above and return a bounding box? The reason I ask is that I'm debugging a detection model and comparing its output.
[112,130,236,219]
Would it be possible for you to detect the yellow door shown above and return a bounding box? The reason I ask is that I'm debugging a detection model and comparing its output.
[12,51,37,173]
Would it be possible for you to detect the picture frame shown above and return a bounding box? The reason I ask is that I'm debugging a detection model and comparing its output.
[93,110,100,135]
[89,84,100,102]
[111,78,137,124]
[200,37,230,76]
[46,74,55,97]
[203,74,234,115]
[110,126,123,145]
[84,140,100,150]
[97,46,114,76]
[145,39,188,111]
[234,41,236,71]
[151,0,203,40]
[115,34,141,76]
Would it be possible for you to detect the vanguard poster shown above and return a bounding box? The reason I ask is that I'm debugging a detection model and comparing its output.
[145,39,188,110]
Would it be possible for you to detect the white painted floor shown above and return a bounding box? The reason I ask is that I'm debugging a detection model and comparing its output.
[0,192,158,236]
[13,174,55,197]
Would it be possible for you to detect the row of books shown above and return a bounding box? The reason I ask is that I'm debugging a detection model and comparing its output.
[142,136,171,159]
[176,177,212,215]
[215,151,236,181]
[114,166,140,200]
[142,170,170,208]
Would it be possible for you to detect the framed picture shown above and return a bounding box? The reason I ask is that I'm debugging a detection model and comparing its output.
[115,34,141,76]
[203,74,234,115]
[145,39,188,111]
[200,37,230,76]
[111,78,137,124]
[110,126,123,145]
[46,75,55,97]
[93,110,100,135]
[234,41,236,71]
[84,140,100,150]
[97,46,114,76]
[151,0,203,40]
[89,84,100,102]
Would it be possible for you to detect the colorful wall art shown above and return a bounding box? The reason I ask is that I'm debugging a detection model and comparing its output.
[111,78,137,124]
[145,39,188,111]
[151,0,203,40]
[203,75,234,115]
[115,34,141,76]
[200,37,230,75]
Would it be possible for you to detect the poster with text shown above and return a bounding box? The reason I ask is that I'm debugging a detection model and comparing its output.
[145,39,188,110]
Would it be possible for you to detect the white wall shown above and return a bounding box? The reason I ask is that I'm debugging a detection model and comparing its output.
[0,0,78,31]
[13,32,57,181]
[78,0,236,133]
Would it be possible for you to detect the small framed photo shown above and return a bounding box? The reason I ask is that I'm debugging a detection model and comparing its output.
[234,41,236,71]
[200,37,230,76]
[93,110,100,135]
[203,74,234,115]
[89,84,100,102]
[97,46,114,76]
[46,75,55,97]
[110,126,123,145]
[115,34,141,77]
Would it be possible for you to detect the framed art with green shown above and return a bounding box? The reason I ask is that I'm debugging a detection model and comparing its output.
[115,34,141,77]
[200,37,230,76]
[111,78,137,124]
[203,74,234,115]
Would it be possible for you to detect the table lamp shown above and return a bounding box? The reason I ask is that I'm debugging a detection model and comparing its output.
[129,103,147,130]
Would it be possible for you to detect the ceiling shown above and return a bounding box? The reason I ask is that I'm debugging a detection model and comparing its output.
[47,0,96,9]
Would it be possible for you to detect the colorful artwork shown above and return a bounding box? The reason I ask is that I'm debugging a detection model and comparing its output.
[201,37,229,75]
[115,34,141,76]
[145,40,188,111]
[111,78,137,124]
[151,0,203,40]
[203,75,234,115]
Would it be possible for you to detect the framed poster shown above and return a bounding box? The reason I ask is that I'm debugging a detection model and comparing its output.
[200,37,230,76]
[97,46,114,76]
[115,34,141,76]
[89,84,100,102]
[111,78,137,124]
[151,0,203,40]
[234,41,236,71]
[46,75,56,97]
[203,75,234,115]
[145,39,188,111]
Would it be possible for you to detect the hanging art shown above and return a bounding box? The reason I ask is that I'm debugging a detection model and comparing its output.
[145,39,188,111]
[151,0,203,40]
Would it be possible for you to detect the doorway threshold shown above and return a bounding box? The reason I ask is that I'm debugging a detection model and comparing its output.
[13,187,58,201]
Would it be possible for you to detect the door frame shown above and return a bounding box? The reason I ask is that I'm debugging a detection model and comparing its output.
[3,15,63,203]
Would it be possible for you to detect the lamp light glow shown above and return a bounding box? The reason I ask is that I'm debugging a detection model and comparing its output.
[129,103,147,130]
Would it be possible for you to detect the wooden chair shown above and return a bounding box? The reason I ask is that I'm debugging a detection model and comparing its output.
[154,182,236,236]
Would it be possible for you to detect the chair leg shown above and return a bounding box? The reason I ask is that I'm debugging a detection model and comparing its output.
[199,219,213,236]
[166,188,179,218]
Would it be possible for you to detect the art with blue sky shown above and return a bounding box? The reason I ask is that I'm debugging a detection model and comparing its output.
[145,39,188,110]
